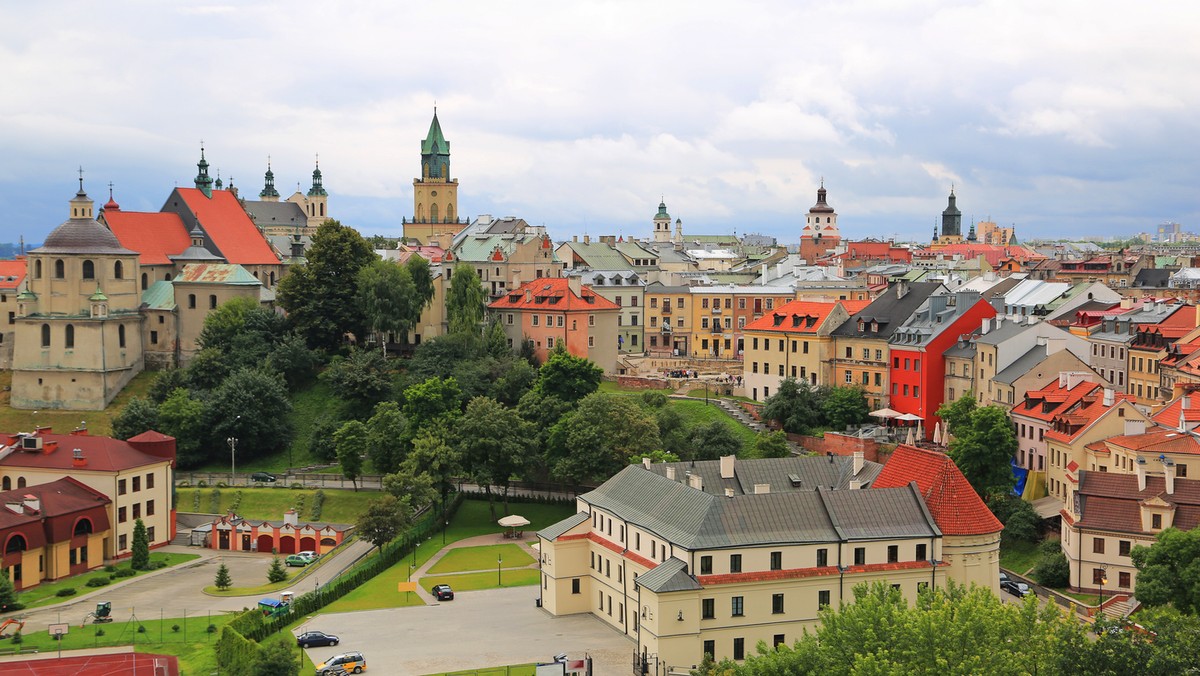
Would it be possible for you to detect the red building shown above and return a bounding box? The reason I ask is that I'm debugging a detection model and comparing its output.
[0,477,111,590]
[204,509,352,555]
[489,277,621,373]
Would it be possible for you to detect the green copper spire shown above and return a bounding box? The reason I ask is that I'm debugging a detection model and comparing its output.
[260,157,280,199]
[655,199,670,220]
[420,109,450,179]
[307,156,327,197]
[194,144,214,198]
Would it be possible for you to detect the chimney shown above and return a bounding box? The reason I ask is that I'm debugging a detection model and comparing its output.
[1059,372,1068,389]
[72,447,86,467]
[1044,337,1066,355]
[283,509,298,527]
[1183,396,1191,410]
[1103,388,1115,407]
[724,488,734,498]
[688,473,704,491]
[928,294,948,317]
[666,467,676,481]
[642,457,651,469]
[5,502,22,515]
[572,235,578,243]
[1124,419,1146,436]
[511,269,522,291]
[1165,461,1177,495]
[719,455,736,479]
[524,288,532,303]
[981,317,991,335]
[1120,297,1133,309]
[567,276,583,297]
[995,315,1004,329]
[753,483,770,495]
[583,235,590,244]
[849,480,863,490]
[22,494,39,513]
[1136,458,1147,491]
[852,451,865,475]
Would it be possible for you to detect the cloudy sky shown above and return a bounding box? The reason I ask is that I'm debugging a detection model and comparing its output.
[3,0,1198,246]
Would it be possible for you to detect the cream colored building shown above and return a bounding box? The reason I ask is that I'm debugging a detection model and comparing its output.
[538,447,1001,670]
[741,300,860,401]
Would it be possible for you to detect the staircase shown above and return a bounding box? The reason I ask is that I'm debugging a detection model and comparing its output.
[1102,595,1139,618]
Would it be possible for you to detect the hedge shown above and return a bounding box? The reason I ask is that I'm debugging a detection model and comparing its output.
[215,624,261,674]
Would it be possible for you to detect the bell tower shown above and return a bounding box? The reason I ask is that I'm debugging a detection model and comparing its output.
[652,199,671,243]
[406,109,461,244]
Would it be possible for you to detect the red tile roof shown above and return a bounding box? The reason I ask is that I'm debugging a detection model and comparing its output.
[103,211,191,265]
[743,300,865,334]
[698,560,930,586]
[873,445,1003,536]
[0,477,112,543]
[172,188,280,265]
[489,278,619,311]
[1152,393,1200,428]
[1043,392,1135,443]
[1012,378,1101,423]
[558,531,657,568]
[1077,472,1200,533]
[0,259,27,290]
[0,432,170,472]
[914,244,1045,267]
[1100,428,1200,456]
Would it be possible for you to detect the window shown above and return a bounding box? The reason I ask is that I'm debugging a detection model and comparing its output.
[854,547,866,565]
[133,476,141,492]
[65,324,74,349]
[119,534,127,550]
[41,324,50,347]
[773,634,785,648]
[546,337,554,349]
[572,579,580,594]
[734,637,745,660]
[818,589,831,608]
[188,294,196,309]
[1119,540,1131,557]
[588,336,594,348]
[209,295,218,309]
[133,503,141,519]
[803,341,809,354]
[816,548,828,567]
[845,370,852,384]
[1092,568,1106,585]
[702,598,715,619]
[118,479,127,495]
[887,545,899,563]
[772,593,785,614]
[1180,464,1189,478]
[730,554,742,573]
[114,260,123,279]
[147,526,155,542]
[118,506,127,523]
[846,347,853,358]
[703,640,715,659]
[916,543,927,561]
[589,314,595,326]
[770,551,782,570]
[731,596,744,616]
[557,315,564,327]
[532,315,539,326]
[54,259,65,278]
[1119,571,1131,588]
[700,555,712,575]
[147,500,155,516]
[119,325,125,348]
[147,473,154,490]
[545,315,553,326]
[1093,538,1105,554]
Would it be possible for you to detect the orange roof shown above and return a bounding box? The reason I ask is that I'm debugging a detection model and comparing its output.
[1153,393,1200,427]
[1013,378,1102,423]
[0,259,26,289]
[914,243,1045,267]
[1043,392,1135,443]
[104,210,191,265]
[743,299,864,334]
[873,445,1002,536]
[172,188,279,266]
[489,278,619,312]
[1101,428,1200,455]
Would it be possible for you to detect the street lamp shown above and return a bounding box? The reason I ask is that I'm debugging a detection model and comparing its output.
[498,556,503,586]
[1098,564,1108,617]
[227,416,240,485]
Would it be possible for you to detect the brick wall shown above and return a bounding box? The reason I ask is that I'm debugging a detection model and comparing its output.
[789,432,890,464]
[614,376,671,390]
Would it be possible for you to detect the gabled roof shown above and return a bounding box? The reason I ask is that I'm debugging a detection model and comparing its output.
[743,300,859,334]
[0,477,111,543]
[636,557,702,593]
[103,210,191,265]
[0,432,169,472]
[831,281,945,339]
[537,511,589,541]
[141,280,176,310]
[0,259,26,290]
[1077,471,1200,533]
[166,188,280,265]
[1043,391,1136,443]
[242,200,308,230]
[1013,377,1101,423]
[1152,392,1200,428]
[1101,428,1200,456]
[873,445,1003,536]
[488,278,619,312]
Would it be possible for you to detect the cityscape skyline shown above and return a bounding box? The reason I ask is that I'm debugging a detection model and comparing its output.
[2,1,1198,244]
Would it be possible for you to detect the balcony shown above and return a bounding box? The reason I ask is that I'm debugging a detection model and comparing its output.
[711,306,722,314]
[660,323,672,333]
[710,324,722,333]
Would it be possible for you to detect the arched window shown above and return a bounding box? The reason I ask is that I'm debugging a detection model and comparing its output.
[164,273,172,281]
[1,477,9,491]
[430,204,439,223]
[209,295,217,309]
[141,273,148,290]
[269,272,276,286]
[16,477,24,489]
[320,202,325,217]
[73,518,93,536]
[447,203,455,221]
[118,325,126,348]
[65,324,75,349]
[114,260,124,279]
[417,203,424,221]
[4,534,26,554]
[54,259,65,278]
[82,260,95,279]
[41,324,50,347]
[188,294,196,309]
[34,259,42,279]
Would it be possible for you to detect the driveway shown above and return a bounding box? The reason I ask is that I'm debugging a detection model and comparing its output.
[299,586,634,675]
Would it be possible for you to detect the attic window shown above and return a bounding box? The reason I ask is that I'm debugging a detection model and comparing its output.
[774,314,786,327]
[871,321,879,333]
[806,316,817,328]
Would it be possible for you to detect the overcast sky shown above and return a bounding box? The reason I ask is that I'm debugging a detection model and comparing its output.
[3,0,1198,247]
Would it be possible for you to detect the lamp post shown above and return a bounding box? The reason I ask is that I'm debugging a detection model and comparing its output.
[498,556,503,586]
[1098,564,1108,617]
[227,415,240,485]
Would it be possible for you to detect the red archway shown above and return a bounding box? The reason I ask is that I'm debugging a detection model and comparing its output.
[299,536,316,552]
[278,535,296,554]
[320,537,336,553]
[256,534,274,554]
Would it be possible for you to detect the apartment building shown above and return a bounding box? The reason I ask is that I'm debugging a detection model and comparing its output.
[741,300,866,401]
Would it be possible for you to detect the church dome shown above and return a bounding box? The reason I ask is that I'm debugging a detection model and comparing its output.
[37,217,132,255]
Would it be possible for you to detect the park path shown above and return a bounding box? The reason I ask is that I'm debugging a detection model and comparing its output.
[407,533,542,604]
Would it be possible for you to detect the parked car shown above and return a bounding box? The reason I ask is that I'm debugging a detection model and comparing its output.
[286,554,312,567]
[297,630,339,648]
[1001,579,1031,597]
[297,550,319,563]
[251,472,277,483]
[999,572,1010,586]
[431,584,454,601]
[316,651,366,675]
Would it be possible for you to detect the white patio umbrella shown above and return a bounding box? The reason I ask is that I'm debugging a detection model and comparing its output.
[905,426,916,445]
[932,422,943,445]
[497,515,530,528]
[916,423,924,442]
[869,408,901,419]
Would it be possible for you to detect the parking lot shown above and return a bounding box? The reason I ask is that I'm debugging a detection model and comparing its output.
[298,586,634,675]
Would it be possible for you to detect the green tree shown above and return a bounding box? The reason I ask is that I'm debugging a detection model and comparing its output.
[640,391,669,408]
[936,392,977,437]
[130,518,150,570]
[547,393,661,484]
[197,297,264,353]
[156,388,207,468]
[630,449,681,465]
[483,319,510,359]
[364,401,408,475]
[214,562,232,590]
[445,263,486,335]
[656,406,691,457]
[1132,527,1200,614]
[751,430,791,459]
[688,420,744,461]
[401,377,463,440]
[534,346,603,403]
[381,467,437,514]
[253,637,301,676]
[266,557,288,583]
[0,571,20,612]
[277,219,377,351]
[404,422,462,521]
[761,378,824,434]
[491,358,537,407]
[355,495,404,554]
[320,348,393,412]
[988,494,1039,545]
[357,258,416,353]
[1033,540,1070,588]
[147,368,188,405]
[206,368,294,461]
[947,405,1017,497]
[405,254,435,316]
[821,385,870,432]
[455,397,533,518]
[333,420,367,491]
[265,332,320,388]
[307,412,343,463]
[183,347,233,392]
[112,397,159,440]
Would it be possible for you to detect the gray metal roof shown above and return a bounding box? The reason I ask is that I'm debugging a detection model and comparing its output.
[993,345,1049,385]
[643,455,882,496]
[822,485,941,540]
[537,511,589,541]
[636,557,701,593]
[242,200,307,229]
[831,281,944,338]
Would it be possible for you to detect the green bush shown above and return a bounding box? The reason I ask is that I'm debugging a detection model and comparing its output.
[95,628,105,637]
[209,488,222,514]
[290,482,304,490]
[311,490,326,520]
[192,490,201,511]
[11,632,22,644]
[137,625,146,634]
[85,577,111,587]
[150,560,168,570]
[114,567,138,578]
[207,624,218,634]
[176,480,191,488]
[196,480,208,488]
[1033,540,1071,588]
[171,624,181,633]
[56,588,77,597]
[103,565,116,573]
[216,482,229,489]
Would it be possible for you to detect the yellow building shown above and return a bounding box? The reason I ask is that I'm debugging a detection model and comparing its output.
[645,283,693,357]
[0,477,112,590]
[1043,388,1146,507]
[404,111,466,244]
[741,300,863,401]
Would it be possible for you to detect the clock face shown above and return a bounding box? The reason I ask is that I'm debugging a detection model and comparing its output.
[431,190,438,196]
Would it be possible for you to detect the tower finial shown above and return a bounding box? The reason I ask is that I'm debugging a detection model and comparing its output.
[108,181,114,200]
[78,166,84,192]
[950,183,955,195]
[820,176,824,188]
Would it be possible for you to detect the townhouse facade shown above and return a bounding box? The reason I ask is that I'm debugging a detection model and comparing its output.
[488,278,620,373]
[741,300,865,401]
[645,283,693,357]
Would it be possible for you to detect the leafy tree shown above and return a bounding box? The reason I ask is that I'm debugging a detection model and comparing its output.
[253,637,301,676]
[307,412,343,463]
[987,494,1039,545]
[630,449,681,465]
[1056,607,1200,676]
[1132,527,1200,614]
[491,358,537,407]
[405,254,435,317]
[445,263,487,335]
[483,319,510,359]
[821,385,870,432]
[320,348,393,413]
[265,333,320,388]
[547,393,661,484]
[381,467,437,514]
[534,346,603,403]
[947,405,1017,497]
[355,495,404,554]
[156,388,207,468]
[761,378,824,434]
[357,258,416,353]
[1033,540,1070,588]
[266,557,288,583]
[0,570,20,612]
[147,368,188,405]
[640,391,669,408]
[751,430,791,459]
[937,392,977,437]
[655,406,691,457]
[112,397,158,440]
[403,332,483,384]
[183,347,233,392]
[197,297,267,353]
[516,389,575,479]
[455,397,533,518]
[689,420,744,461]
[401,377,463,440]
[206,369,294,461]
[130,519,150,570]
[404,422,463,519]
[364,402,407,475]
[333,421,367,491]
[214,562,232,590]
[277,219,376,351]
[364,234,395,250]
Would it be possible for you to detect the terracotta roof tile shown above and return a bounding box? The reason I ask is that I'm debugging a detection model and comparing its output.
[0,259,27,290]
[744,300,848,333]
[558,531,657,569]
[104,211,191,265]
[0,432,170,472]
[873,445,1002,535]
[488,278,619,312]
[173,189,280,265]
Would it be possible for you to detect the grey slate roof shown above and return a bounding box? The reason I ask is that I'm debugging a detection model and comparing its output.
[944,341,976,359]
[1134,269,1173,288]
[831,281,944,339]
[636,557,702,593]
[644,455,881,496]
[973,317,1031,346]
[537,511,589,541]
[822,486,941,540]
[242,200,307,229]
[993,345,1049,385]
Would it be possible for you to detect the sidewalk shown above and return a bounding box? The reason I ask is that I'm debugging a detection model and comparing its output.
[406,533,542,604]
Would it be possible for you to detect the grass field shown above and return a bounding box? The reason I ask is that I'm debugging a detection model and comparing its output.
[17,553,200,609]
[598,380,668,393]
[0,369,160,438]
[669,399,758,450]
[999,540,1040,576]
[175,486,379,523]
[422,569,540,592]
[426,544,534,575]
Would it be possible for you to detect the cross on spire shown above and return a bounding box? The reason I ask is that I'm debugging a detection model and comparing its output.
[78,166,84,191]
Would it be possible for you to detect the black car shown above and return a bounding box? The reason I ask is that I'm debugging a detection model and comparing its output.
[431,584,454,601]
[297,630,339,648]
[251,472,277,483]
[1001,579,1031,597]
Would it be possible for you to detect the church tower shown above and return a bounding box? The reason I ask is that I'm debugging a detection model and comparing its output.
[406,110,461,244]
[941,187,962,239]
[194,146,214,198]
[259,158,280,202]
[305,158,328,228]
[799,181,840,261]
[652,200,672,243]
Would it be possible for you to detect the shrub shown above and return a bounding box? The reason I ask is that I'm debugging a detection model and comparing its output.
[209,488,222,514]
[85,577,111,588]
[197,480,208,488]
[95,628,105,637]
[207,624,218,634]
[176,480,191,488]
[192,490,201,511]
[171,624,181,633]
[150,560,168,570]
[290,483,304,490]
[104,565,116,573]
[137,625,146,634]
[230,491,244,513]
[115,567,137,578]
[216,481,229,489]
[311,490,326,520]
[1032,540,1071,588]
[56,588,77,597]
[11,632,22,644]
[640,391,668,408]
[267,557,288,584]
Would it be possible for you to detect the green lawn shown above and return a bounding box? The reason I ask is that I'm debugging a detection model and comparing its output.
[175,486,379,523]
[1058,589,1103,606]
[422,569,540,592]
[427,544,534,575]
[999,540,1041,576]
[0,369,160,439]
[669,399,759,449]
[17,553,201,609]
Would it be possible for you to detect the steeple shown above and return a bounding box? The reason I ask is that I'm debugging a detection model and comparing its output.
[967,217,977,242]
[307,156,327,197]
[421,109,451,179]
[653,198,672,242]
[70,168,94,220]
[103,181,120,212]
[940,186,961,238]
[194,144,214,198]
[215,169,224,191]
[260,157,280,200]
[407,108,460,243]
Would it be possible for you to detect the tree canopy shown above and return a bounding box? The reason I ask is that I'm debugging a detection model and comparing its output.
[761,378,823,434]
[547,393,661,484]
[445,263,487,335]
[947,405,1017,497]
[277,219,376,350]
[1132,527,1200,614]
[534,345,603,403]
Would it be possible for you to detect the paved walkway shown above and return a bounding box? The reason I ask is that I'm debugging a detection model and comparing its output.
[406,533,542,604]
